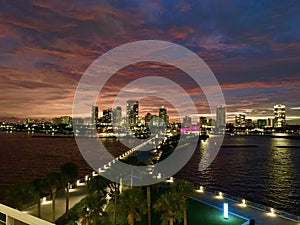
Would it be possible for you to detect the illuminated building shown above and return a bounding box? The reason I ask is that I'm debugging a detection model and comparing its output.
[159,106,169,125]
[91,106,99,125]
[126,100,139,125]
[145,112,153,125]
[112,106,122,126]
[235,114,246,127]
[183,116,192,128]
[216,106,226,129]
[274,104,286,128]
[102,108,112,124]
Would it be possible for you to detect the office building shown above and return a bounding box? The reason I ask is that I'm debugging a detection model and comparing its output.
[159,106,169,125]
[91,106,99,125]
[126,100,139,125]
[274,104,286,128]
[216,106,226,129]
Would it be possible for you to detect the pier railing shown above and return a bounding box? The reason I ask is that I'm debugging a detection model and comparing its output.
[0,203,55,225]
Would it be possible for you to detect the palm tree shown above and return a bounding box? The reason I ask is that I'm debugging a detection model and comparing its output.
[118,186,146,225]
[60,162,79,219]
[81,190,108,225]
[170,180,195,225]
[153,191,183,225]
[81,175,111,225]
[147,185,151,225]
[45,172,62,222]
[31,178,47,218]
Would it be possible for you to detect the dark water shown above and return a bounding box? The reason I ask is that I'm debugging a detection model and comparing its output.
[176,135,300,216]
[1,132,300,216]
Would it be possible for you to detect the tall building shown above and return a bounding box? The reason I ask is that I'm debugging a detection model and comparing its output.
[126,100,139,125]
[145,112,153,125]
[199,117,207,126]
[274,104,286,128]
[182,116,192,128]
[91,106,99,125]
[102,108,112,124]
[216,106,226,129]
[235,114,246,127]
[112,106,122,126]
[159,106,169,125]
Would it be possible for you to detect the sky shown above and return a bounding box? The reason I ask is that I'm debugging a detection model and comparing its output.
[0,0,300,123]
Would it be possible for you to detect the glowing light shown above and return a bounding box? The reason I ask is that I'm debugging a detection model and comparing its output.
[239,199,247,207]
[223,203,229,219]
[85,175,89,182]
[157,173,162,179]
[41,197,51,205]
[196,186,204,193]
[166,177,174,183]
[268,208,276,217]
[216,192,224,199]
[92,171,98,176]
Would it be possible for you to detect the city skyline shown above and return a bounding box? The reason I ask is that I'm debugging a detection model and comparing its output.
[0,1,300,124]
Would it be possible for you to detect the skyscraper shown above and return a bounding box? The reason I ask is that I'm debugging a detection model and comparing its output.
[159,106,169,125]
[235,114,246,127]
[126,100,139,125]
[274,104,286,128]
[216,106,226,129]
[91,106,98,125]
[112,106,122,126]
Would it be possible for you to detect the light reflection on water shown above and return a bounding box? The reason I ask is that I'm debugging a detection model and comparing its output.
[1,132,300,216]
[176,135,300,216]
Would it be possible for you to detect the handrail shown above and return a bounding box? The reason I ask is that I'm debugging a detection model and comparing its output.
[0,204,55,225]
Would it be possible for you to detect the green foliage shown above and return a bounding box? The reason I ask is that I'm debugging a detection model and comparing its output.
[153,191,183,225]
[5,182,38,210]
[118,186,147,225]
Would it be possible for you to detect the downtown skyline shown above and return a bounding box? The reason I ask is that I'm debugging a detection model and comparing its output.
[0,1,300,124]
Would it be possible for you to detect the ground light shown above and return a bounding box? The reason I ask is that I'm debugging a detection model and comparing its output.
[267,207,276,217]
[196,186,204,193]
[239,199,247,208]
[216,191,224,199]
[166,177,174,183]
[223,202,229,219]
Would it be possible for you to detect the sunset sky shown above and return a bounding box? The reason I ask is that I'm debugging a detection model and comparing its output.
[0,0,300,123]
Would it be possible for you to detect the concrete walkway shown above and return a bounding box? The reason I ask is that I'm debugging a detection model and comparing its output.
[23,184,87,223]
[193,190,300,225]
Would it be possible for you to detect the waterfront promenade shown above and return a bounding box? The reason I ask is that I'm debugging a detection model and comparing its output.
[193,190,300,225]
[23,184,87,223]
[23,179,300,225]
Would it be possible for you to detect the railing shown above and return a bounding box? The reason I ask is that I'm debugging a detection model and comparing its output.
[206,189,300,222]
[0,204,54,225]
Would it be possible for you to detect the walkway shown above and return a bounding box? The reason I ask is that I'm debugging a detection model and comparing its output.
[23,183,87,223]
[193,190,300,225]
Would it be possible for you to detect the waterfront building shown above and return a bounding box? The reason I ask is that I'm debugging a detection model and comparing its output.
[52,116,72,125]
[267,118,275,127]
[235,114,246,127]
[159,106,169,125]
[91,106,99,125]
[257,119,267,128]
[102,108,112,125]
[183,116,192,128]
[199,117,207,126]
[145,112,153,125]
[274,104,286,128]
[216,106,226,129]
[126,100,139,125]
[112,106,122,126]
